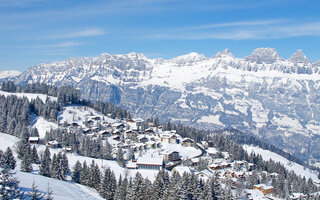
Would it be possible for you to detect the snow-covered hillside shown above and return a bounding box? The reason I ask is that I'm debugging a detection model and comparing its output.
[0,90,57,102]
[0,132,103,200]
[14,48,320,164]
[243,145,319,182]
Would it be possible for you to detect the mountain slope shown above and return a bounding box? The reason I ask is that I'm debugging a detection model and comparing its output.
[14,48,320,164]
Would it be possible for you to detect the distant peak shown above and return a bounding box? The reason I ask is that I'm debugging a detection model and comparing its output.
[288,49,311,64]
[172,52,206,63]
[0,70,21,79]
[215,48,234,58]
[245,48,283,64]
[127,52,147,59]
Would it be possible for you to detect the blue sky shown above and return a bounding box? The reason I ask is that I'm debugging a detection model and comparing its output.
[1,0,320,71]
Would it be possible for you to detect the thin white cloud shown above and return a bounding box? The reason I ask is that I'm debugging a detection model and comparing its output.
[179,19,286,31]
[45,28,105,39]
[40,41,83,48]
[146,20,320,40]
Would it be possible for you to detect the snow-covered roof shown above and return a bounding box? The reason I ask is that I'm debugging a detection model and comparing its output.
[28,137,39,141]
[173,166,191,175]
[137,155,163,166]
[127,161,137,169]
[246,189,268,200]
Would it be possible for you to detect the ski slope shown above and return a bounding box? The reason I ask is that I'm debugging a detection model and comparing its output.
[243,145,319,182]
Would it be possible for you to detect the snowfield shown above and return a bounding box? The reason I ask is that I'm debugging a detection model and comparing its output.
[17,171,104,200]
[0,90,57,102]
[243,145,319,182]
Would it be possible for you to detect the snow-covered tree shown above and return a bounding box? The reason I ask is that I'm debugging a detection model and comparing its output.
[39,147,51,177]
[72,160,82,183]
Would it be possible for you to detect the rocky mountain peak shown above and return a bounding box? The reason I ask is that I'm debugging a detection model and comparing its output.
[245,48,283,64]
[215,48,234,58]
[171,52,206,64]
[288,50,311,65]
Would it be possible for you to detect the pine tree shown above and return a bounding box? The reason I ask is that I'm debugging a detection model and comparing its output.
[72,160,82,183]
[115,175,128,200]
[87,161,100,189]
[21,152,33,172]
[60,153,70,177]
[0,168,24,199]
[28,180,44,200]
[116,147,125,167]
[80,161,89,185]
[31,145,40,164]
[44,183,54,200]
[50,153,59,179]
[1,147,16,170]
[39,147,51,177]
[100,168,117,200]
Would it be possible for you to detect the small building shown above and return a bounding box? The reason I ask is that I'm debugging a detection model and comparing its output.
[127,160,137,169]
[46,140,60,148]
[63,146,72,153]
[138,135,149,143]
[253,184,274,195]
[159,133,177,144]
[172,166,192,175]
[28,137,39,144]
[163,150,180,162]
[136,156,163,170]
[195,169,213,181]
[245,189,268,200]
[181,138,195,147]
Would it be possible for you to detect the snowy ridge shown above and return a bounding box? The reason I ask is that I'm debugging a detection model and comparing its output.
[0,70,21,79]
[0,90,57,102]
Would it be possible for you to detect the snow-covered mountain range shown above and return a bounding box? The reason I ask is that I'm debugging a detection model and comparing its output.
[9,48,320,165]
[0,70,21,79]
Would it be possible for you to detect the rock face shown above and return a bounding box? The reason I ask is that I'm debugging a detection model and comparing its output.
[14,48,320,164]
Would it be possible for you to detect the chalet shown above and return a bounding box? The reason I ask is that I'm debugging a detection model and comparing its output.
[83,128,92,134]
[195,169,213,181]
[291,193,307,200]
[253,184,274,195]
[87,120,95,126]
[245,189,269,200]
[137,135,148,143]
[163,150,180,162]
[147,141,156,149]
[124,130,136,138]
[190,158,199,166]
[181,138,194,147]
[145,128,155,134]
[71,122,80,128]
[209,164,221,170]
[28,137,39,144]
[112,123,125,131]
[136,156,163,170]
[127,160,137,169]
[172,166,192,175]
[46,140,60,148]
[89,116,101,121]
[112,130,121,136]
[112,135,121,141]
[159,133,177,144]
[99,130,110,138]
[63,147,72,153]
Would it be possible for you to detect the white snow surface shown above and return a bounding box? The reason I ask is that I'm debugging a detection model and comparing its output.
[0,90,57,102]
[31,115,58,139]
[0,132,103,200]
[243,145,319,182]
[0,70,21,79]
